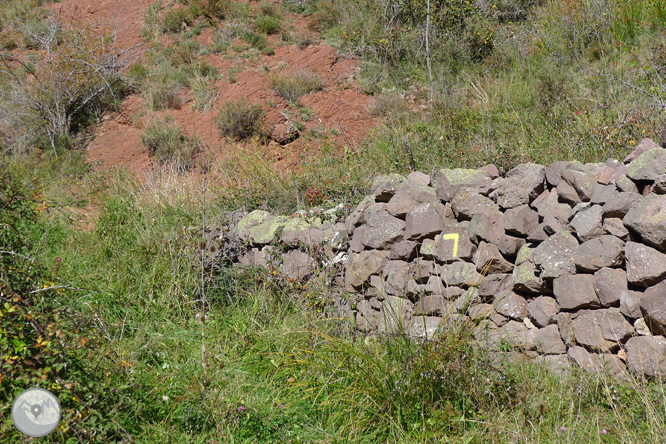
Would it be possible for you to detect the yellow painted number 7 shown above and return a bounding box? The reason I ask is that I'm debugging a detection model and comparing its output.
[442,233,459,258]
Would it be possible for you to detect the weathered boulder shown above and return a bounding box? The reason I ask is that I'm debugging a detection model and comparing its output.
[490,163,545,209]
[534,324,567,355]
[478,273,513,300]
[390,240,418,260]
[561,168,597,202]
[626,148,666,181]
[553,274,601,310]
[407,171,430,186]
[408,316,443,339]
[603,218,629,239]
[345,196,375,233]
[280,217,312,246]
[361,210,406,249]
[625,336,666,378]
[415,294,449,316]
[602,192,641,218]
[573,235,624,272]
[590,184,617,204]
[474,242,514,274]
[434,224,476,262]
[405,203,445,240]
[620,289,646,319]
[624,193,666,249]
[527,296,560,328]
[356,299,381,332]
[593,267,626,307]
[468,211,505,245]
[639,281,666,335]
[441,262,483,288]
[433,168,492,202]
[372,173,405,202]
[494,292,528,321]
[545,161,571,187]
[451,189,499,220]
[236,210,273,241]
[569,204,605,241]
[624,138,660,164]
[383,260,416,298]
[281,250,315,280]
[345,250,390,291]
[386,193,417,218]
[625,241,666,287]
[504,205,540,237]
[571,308,634,352]
[533,231,578,279]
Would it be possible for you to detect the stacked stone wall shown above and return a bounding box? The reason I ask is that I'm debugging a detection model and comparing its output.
[204,138,666,378]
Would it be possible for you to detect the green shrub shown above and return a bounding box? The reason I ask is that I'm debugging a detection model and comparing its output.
[144,82,183,110]
[216,100,264,140]
[163,8,193,33]
[255,14,283,34]
[199,0,232,20]
[270,69,325,102]
[241,30,267,49]
[140,117,197,167]
[370,93,408,117]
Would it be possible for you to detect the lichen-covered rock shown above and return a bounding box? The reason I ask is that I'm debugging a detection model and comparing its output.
[625,241,666,287]
[512,260,547,293]
[553,274,601,310]
[474,242,514,274]
[451,190,499,220]
[433,168,492,202]
[626,148,666,181]
[625,336,666,379]
[489,321,536,351]
[490,163,545,209]
[441,262,482,288]
[407,171,431,186]
[361,210,406,249]
[345,250,390,291]
[468,210,505,245]
[345,195,375,233]
[602,192,641,218]
[590,184,617,204]
[383,260,416,298]
[527,296,560,328]
[415,294,449,316]
[533,231,579,280]
[624,138,660,164]
[280,217,312,245]
[236,210,272,241]
[248,216,288,245]
[569,204,604,241]
[281,250,315,281]
[624,193,666,249]
[573,235,625,272]
[372,173,405,202]
[434,224,476,262]
[494,292,528,320]
[405,203,445,240]
[560,168,597,202]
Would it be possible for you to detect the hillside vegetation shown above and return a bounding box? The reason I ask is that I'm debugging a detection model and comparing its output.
[1,0,666,442]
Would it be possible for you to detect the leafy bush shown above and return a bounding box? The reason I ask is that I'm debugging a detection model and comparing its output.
[216,99,264,140]
[144,82,183,110]
[255,14,283,34]
[163,8,193,33]
[241,30,267,49]
[141,117,198,167]
[270,69,325,102]
[370,93,408,117]
[199,0,232,20]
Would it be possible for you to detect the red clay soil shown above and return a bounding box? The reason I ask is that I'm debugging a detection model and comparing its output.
[51,0,381,177]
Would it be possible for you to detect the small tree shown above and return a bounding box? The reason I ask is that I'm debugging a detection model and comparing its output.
[0,14,138,154]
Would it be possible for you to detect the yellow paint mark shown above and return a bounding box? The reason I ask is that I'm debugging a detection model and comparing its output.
[442,233,460,257]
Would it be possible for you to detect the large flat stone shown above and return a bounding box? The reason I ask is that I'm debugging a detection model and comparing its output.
[625,241,666,287]
[553,274,601,310]
[624,193,666,249]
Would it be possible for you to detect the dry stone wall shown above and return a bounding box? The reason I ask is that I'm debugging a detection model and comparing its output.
[205,138,666,379]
